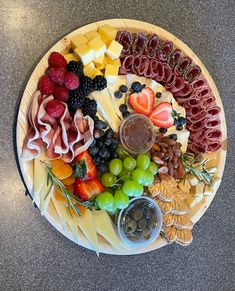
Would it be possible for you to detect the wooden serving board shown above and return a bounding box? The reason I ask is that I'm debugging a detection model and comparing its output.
[16,19,227,255]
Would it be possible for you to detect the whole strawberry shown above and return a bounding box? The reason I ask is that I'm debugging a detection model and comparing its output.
[64,72,79,90]
[53,85,69,102]
[48,67,66,85]
[45,100,65,118]
[38,75,55,95]
[48,51,67,68]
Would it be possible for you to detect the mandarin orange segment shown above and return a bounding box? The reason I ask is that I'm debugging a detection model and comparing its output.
[77,205,87,216]
[52,163,73,180]
[62,175,76,186]
[54,187,67,203]
[51,159,66,167]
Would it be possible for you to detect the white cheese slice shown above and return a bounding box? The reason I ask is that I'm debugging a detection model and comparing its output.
[126,74,147,89]
[39,184,55,215]
[146,79,165,94]
[90,89,121,132]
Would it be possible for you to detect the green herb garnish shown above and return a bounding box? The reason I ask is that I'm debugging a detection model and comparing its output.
[73,160,87,179]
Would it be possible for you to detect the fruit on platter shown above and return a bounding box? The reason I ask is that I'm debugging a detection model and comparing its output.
[149,102,174,128]
[129,87,155,116]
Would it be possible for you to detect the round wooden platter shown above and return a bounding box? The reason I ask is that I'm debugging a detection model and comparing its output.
[16,19,227,255]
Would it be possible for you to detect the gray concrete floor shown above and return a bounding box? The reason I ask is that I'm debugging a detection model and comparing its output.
[0,0,235,290]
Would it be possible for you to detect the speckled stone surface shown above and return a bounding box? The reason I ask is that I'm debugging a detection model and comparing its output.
[0,0,234,290]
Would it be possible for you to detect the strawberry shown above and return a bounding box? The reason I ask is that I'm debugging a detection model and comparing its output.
[149,102,174,128]
[38,75,55,95]
[74,178,105,201]
[45,100,65,118]
[48,51,67,68]
[48,67,66,85]
[53,84,69,102]
[129,87,155,116]
[64,72,79,90]
[73,150,97,181]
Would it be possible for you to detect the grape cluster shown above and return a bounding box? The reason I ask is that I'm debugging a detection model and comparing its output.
[96,149,158,214]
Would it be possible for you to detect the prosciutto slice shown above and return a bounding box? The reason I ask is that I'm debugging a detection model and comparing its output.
[132,32,148,55]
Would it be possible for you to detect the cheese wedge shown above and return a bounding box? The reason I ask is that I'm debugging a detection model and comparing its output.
[186,173,199,186]
[90,89,121,132]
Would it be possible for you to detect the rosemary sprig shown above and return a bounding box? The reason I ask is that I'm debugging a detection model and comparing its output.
[40,161,96,216]
[182,152,215,185]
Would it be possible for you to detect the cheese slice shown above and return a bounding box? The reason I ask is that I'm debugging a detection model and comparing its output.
[39,184,55,215]
[33,153,47,205]
[145,79,165,94]
[90,89,121,132]
[107,75,127,118]
[126,74,147,89]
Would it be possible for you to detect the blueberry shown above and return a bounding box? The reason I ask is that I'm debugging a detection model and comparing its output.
[131,82,142,93]
[178,117,186,126]
[176,125,183,131]
[94,120,108,130]
[94,129,105,139]
[99,147,111,159]
[111,152,119,159]
[169,134,178,141]
[173,119,179,126]
[93,156,102,166]
[159,128,167,134]
[114,90,123,99]
[90,139,96,147]
[111,138,119,149]
[119,104,128,114]
[119,85,128,93]
[105,128,114,139]
[97,139,104,148]
[104,138,113,146]
[88,145,99,157]
[122,111,130,118]
[99,163,108,173]
[156,92,162,98]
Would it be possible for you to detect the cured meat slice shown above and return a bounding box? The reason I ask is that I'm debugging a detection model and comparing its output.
[183,65,201,83]
[168,76,185,93]
[162,63,173,84]
[132,32,148,55]
[132,55,150,76]
[187,108,207,123]
[146,34,159,58]
[207,141,221,152]
[206,118,220,128]
[132,55,142,74]
[168,49,182,68]
[202,95,215,108]
[191,78,207,91]
[196,87,211,99]
[207,106,221,117]
[174,57,192,76]
[188,143,207,154]
[165,73,177,89]
[116,31,132,57]
[121,55,135,72]
[161,41,173,57]
[187,120,206,132]
[174,82,193,97]
[153,61,165,82]
[155,50,167,62]
[206,128,222,141]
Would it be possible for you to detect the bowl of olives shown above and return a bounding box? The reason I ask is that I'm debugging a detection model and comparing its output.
[117,196,162,248]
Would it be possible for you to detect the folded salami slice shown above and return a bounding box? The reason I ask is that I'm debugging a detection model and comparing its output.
[162,63,173,84]
[183,65,201,83]
[191,78,207,91]
[138,55,150,76]
[165,73,177,89]
[132,32,148,55]
[146,34,159,58]
[168,49,182,68]
[161,41,173,57]
[168,76,185,93]
[153,61,165,82]
[207,141,221,152]
[174,57,192,76]
[174,82,193,97]
[121,55,135,72]
[188,143,207,154]
[155,50,167,62]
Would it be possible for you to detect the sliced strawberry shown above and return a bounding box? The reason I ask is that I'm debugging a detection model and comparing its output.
[149,102,174,128]
[129,87,155,116]
[73,150,97,181]
[74,178,105,201]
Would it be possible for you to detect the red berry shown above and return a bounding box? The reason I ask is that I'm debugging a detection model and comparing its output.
[45,100,65,118]
[38,75,55,95]
[48,67,66,85]
[64,72,79,90]
[53,85,69,102]
[48,51,67,68]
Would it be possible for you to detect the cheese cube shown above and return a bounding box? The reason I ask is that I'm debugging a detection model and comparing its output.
[98,24,117,45]
[70,34,88,50]
[63,53,79,63]
[95,69,103,76]
[94,54,105,66]
[105,64,119,84]
[96,55,107,70]
[74,44,94,65]
[105,40,123,60]
[107,57,121,67]
[88,37,106,59]
[83,62,97,78]
[85,30,101,40]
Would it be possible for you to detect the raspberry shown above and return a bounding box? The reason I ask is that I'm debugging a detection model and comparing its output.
[45,100,65,118]
[48,67,66,85]
[48,52,67,68]
[53,85,69,102]
[38,75,55,95]
[64,72,79,90]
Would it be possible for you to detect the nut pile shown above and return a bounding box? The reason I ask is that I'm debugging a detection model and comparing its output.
[150,133,185,181]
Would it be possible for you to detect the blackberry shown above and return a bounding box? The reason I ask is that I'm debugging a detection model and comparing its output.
[99,163,108,173]
[67,60,84,77]
[88,145,99,157]
[79,76,94,96]
[93,75,107,91]
[105,128,114,139]
[67,89,85,111]
[82,98,97,118]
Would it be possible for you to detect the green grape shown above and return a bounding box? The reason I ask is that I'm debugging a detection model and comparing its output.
[96,192,114,211]
[143,171,155,186]
[114,190,129,209]
[116,146,128,160]
[123,157,136,171]
[101,172,117,187]
[119,168,132,182]
[132,169,147,185]
[109,158,123,176]
[123,180,143,197]
[105,187,114,194]
[145,151,151,157]
[147,162,158,175]
[107,204,117,215]
[136,154,150,170]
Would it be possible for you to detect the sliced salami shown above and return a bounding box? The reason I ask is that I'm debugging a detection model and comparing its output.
[132,32,148,55]
[174,57,192,76]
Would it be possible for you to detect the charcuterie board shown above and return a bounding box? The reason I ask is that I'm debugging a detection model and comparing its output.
[16,19,227,255]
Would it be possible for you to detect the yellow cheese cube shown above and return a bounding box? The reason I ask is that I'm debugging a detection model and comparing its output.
[95,69,103,76]
[107,57,121,67]
[74,44,95,65]
[63,53,79,63]
[85,30,101,40]
[105,40,123,60]
[70,34,88,50]
[105,64,119,84]
[98,24,117,45]
[96,55,107,70]
[94,54,105,66]
[88,37,106,59]
[83,62,97,78]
